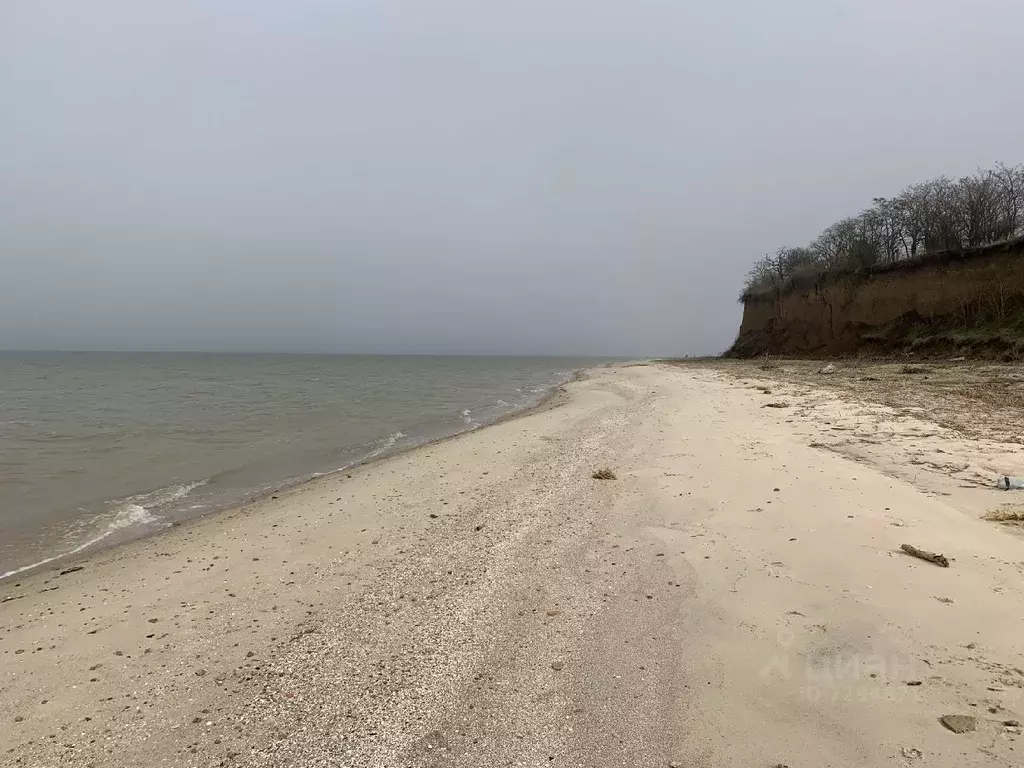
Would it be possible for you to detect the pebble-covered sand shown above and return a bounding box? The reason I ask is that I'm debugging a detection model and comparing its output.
[3,363,1023,767]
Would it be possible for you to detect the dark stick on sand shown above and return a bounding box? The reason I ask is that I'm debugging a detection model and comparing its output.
[901,543,950,568]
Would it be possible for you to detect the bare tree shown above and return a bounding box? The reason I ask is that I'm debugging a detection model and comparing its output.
[811,218,859,268]
[992,162,1024,238]
[740,160,1023,301]
[864,197,905,263]
[923,176,963,251]
[956,169,1002,247]
[895,182,932,258]
[742,254,779,294]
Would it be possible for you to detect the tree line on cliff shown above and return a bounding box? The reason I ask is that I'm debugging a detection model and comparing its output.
[742,162,1024,299]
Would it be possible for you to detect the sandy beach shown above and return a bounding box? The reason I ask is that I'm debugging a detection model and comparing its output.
[4,362,1024,767]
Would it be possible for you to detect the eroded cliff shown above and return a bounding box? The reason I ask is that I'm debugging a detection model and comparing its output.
[727,237,1024,358]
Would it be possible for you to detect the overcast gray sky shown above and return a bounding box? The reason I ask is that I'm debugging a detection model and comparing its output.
[2,1,1021,355]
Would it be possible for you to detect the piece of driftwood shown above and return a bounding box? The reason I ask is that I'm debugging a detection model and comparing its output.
[901,543,949,568]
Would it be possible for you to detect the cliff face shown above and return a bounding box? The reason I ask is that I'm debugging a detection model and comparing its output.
[727,238,1024,358]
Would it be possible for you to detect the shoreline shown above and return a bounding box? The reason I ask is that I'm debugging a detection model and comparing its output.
[0,369,584,588]
[5,362,1022,767]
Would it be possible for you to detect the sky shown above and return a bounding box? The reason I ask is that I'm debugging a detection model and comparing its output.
[2,1,1022,356]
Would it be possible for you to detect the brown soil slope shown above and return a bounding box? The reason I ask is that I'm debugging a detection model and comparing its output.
[728,237,1024,358]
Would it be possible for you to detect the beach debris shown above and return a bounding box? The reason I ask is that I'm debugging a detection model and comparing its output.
[985,506,1024,524]
[58,565,84,576]
[905,680,923,686]
[1,594,25,604]
[996,476,1024,490]
[817,363,838,375]
[900,543,949,568]
[1004,719,1021,727]
[592,468,616,480]
[901,747,922,759]
[551,660,564,671]
[939,714,977,734]
[763,402,790,408]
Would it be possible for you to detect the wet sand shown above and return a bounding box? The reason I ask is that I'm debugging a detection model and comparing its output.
[3,363,1024,767]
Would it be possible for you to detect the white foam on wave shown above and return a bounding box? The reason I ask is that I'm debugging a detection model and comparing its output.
[127,479,208,508]
[364,430,407,460]
[0,480,206,581]
[0,504,161,581]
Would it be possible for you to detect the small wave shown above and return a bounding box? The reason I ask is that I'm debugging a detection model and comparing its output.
[126,479,208,509]
[364,431,407,460]
[0,503,162,581]
[0,481,206,581]
[495,399,510,407]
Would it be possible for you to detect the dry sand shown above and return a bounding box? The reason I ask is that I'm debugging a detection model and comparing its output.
[3,362,1024,767]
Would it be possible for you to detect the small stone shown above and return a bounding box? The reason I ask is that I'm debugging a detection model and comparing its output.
[429,514,438,519]
[195,669,207,677]
[551,660,564,671]
[906,680,922,686]
[246,651,255,658]
[669,762,682,768]
[940,714,977,734]
[1004,719,1021,727]
[14,716,24,723]
[901,747,922,759]
[147,618,159,623]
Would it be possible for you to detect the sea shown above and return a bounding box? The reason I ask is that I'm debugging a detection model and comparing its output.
[0,353,601,580]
